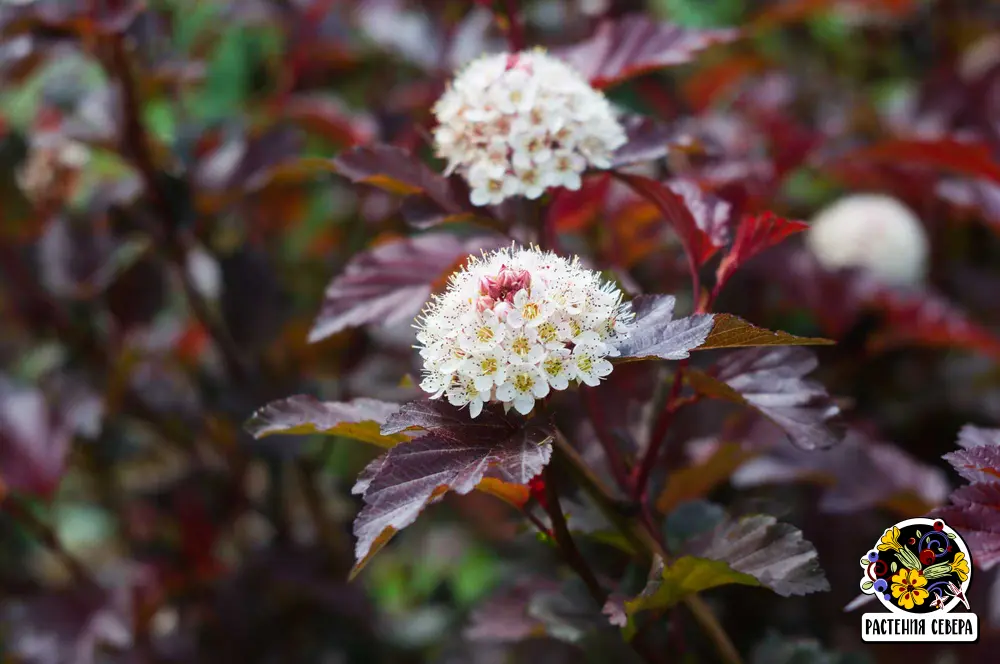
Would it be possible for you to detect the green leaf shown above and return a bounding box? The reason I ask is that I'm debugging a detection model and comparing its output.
[861,558,870,566]
[862,580,874,591]
[625,555,761,614]
[891,561,898,573]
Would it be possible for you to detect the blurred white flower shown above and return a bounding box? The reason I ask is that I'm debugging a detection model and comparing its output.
[805,193,930,287]
[433,50,626,207]
[415,245,633,417]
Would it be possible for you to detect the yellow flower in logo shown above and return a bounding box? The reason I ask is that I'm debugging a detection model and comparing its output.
[878,526,902,552]
[891,568,929,610]
[950,552,970,582]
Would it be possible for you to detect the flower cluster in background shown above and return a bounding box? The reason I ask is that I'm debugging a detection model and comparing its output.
[805,193,930,287]
[432,49,627,206]
[415,245,633,416]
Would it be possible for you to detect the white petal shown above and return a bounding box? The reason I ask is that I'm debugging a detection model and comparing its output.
[513,395,535,415]
[549,376,569,391]
[495,383,516,401]
[532,379,550,398]
[469,399,483,418]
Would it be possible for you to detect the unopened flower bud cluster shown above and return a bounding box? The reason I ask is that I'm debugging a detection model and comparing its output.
[416,246,634,417]
[433,50,627,207]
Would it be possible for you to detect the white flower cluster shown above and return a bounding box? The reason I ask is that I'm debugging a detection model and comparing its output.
[416,246,634,417]
[433,49,627,207]
[806,193,929,287]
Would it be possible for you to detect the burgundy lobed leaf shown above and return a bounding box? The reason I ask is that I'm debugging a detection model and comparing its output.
[937,178,1000,236]
[1,586,133,664]
[613,295,716,360]
[935,482,1000,571]
[957,424,1000,449]
[943,445,1000,484]
[688,347,842,450]
[715,212,808,292]
[614,296,830,361]
[464,580,559,642]
[614,173,722,266]
[609,116,714,170]
[834,138,1000,185]
[685,514,830,597]
[666,178,732,249]
[933,425,1000,569]
[332,143,479,227]
[352,402,554,567]
[867,288,1000,361]
[244,395,408,447]
[546,174,611,233]
[307,233,504,342]
[0,379,86,498]
[731,425,950,513]
[557,15,740,89]
[280,94,378,146]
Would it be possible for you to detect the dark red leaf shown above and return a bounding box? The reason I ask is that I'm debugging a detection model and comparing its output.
[610,116,711,169]
[685,514,830,597]
[867,289,1000,361]
[546,174,611,233]
[937,178,1000,235]
[943,445,1000,484]
[615,173,721,266]
[613,295,715,360]
[834,138,1000,185]
[352,402,554,566]
[556,15,739,89]
[957,425,1000,449]
[936,425,1000,570]
[308,233,504,342]
[280,94,378,146]
[934,494,1000,572]
[1,586,132,664]
[732,425,949,513]
[245,395,408,447]
[715,212,808,291]
[332,143,479,228]
[665,178,731,249]
[688,347,842,450]
[0,380,85,498]
[614,296,829,361]
[465,580,559,642]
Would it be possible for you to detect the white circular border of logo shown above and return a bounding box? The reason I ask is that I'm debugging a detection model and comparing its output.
[861,517,972,615]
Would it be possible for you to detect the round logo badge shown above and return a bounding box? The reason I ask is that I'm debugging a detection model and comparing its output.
[860,517,972,614]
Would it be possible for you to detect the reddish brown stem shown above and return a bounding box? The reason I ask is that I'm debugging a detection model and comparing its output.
[541,466,607,605]
[582,389,630,489]
[502,0,526,51]
[108,35,251,383]
[630,364,686,501]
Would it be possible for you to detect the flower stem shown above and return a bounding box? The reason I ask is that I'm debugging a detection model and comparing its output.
[541,465,607,606]
[552,430,743,664]
[502,0,526,51]
[630,364,686,501]
[582,388,630,488]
